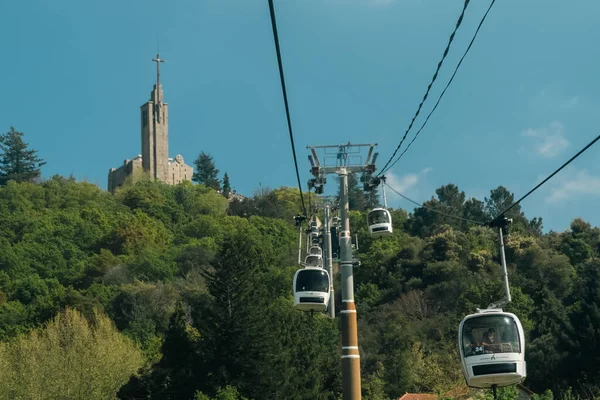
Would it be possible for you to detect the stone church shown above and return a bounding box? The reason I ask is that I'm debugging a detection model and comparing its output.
[108,54,193,192]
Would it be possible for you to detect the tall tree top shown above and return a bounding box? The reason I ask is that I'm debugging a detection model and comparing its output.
[0,127,46,186]
[222,172,231,198]
[192,152,221,191]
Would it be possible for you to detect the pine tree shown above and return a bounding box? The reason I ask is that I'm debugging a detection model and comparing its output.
[118,301,202,399]
[222,172,231,198]
[364,186,381,209]
[0,127,46,186]
[192,152,221,191]
[337,173,367,211]
[200,230,268,396]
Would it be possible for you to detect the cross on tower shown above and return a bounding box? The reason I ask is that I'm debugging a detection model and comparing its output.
[152,53,165,87]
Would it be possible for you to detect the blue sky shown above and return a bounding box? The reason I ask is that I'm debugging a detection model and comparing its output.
[2,0,599,232]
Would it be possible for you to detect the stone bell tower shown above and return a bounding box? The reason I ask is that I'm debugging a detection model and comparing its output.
[140,54,169,182]
[108,53,193,192]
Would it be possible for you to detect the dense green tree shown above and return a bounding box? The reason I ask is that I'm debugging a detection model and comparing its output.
[365,186,381,210]
[0,307,143,400]
[0,176,597,399]
[197,228,268,397]
[484,186,520,220]
[222,172,231,198]
[484,186,540,235]
[408,185,466,236]
[462,197,487,226]
[336,173,367,211]
[0,127,46,186]
[118,300,202,399]
[193,152,221,191]
[564,259,600,389]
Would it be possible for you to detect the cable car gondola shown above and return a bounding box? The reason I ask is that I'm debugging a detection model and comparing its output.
[293,267,330,312]
[458,309,526,389]
[458,217,526,392]
[304,254,322,268]
[367,177,393,238]
[309,231,319,243]
[308,246,323,256]
[368,208,393,237]
[310,221,319,233]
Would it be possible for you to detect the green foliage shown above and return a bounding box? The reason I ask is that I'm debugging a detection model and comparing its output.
[532,389,554,400]
[0,127,46,186]
[0,307,144,399]
[196,386,248,400]
[222,172,231,198]
[229,186,308,221]
[193,152,221,191]
[477,385,519,400]
[1,176,600,399]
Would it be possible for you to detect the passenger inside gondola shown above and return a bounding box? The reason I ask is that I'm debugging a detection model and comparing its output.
[481,328,496,345]
[369,211,389,225]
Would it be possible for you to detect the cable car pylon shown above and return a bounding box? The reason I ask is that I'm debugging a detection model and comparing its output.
[303,143,376,400]
[458,217,526,394]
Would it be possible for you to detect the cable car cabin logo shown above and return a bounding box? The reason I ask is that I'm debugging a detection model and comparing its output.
[293,267,330,313]
[458,311,526,389]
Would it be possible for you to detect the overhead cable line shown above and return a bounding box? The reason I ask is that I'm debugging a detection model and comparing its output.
[377,0,472,176]
[385,182,485,225]
[379,0,497,176]
[267,0,308,217]
[489,132,600,225]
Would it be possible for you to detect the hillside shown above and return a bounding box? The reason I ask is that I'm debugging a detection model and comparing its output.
[0,176,597,399]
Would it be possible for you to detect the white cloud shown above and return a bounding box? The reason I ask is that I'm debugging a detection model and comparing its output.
[394,173,418,192]
[384,167,432,206]
[546,169,600,204]
[522,120,569,158]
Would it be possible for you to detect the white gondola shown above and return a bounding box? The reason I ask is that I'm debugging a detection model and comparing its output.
[458,309,526,389]
[367,178,393,238]
[458,217,526,393]
[310,221,319,233]
[368,208,393,237]
[308,246,323,256]
[293,267,330,312]
[309,232,320,245]
[304,254,323,268]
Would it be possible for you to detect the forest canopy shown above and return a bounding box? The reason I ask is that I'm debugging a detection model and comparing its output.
[0,175,597,399]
